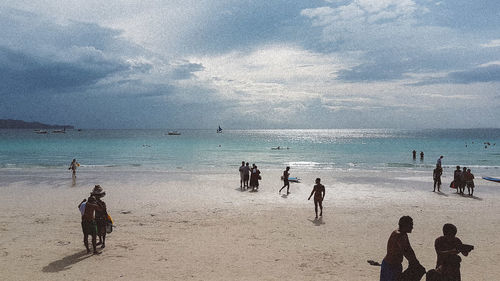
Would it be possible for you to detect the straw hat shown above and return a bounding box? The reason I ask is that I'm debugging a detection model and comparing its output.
[90,184,106,196]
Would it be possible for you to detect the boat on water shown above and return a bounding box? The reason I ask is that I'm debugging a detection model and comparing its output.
[217,126,223,133]
[52,128,66,133]
[34,129,48,134]
[167,131,181,135]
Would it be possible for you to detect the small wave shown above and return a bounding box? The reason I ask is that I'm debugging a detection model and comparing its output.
[387,162,415,168]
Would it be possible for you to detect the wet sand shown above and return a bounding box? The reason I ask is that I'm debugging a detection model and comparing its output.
[0,168,499,280]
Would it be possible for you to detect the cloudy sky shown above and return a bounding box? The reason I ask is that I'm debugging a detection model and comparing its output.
[1,0,499,129]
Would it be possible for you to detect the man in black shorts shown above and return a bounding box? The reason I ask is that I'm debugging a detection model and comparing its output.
[279,166,290,195]
[308,178,325,219]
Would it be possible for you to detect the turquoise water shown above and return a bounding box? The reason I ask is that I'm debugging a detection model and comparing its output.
[0,129,499,172]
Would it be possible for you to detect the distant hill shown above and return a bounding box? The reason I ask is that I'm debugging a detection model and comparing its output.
[0,119,74,129]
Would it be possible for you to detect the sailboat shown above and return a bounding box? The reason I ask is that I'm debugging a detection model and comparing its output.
[217,126,223,133]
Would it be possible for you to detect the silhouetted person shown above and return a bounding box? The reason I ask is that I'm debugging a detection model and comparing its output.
[308,178,325,219]
[412,150,417,160]
[464,169,475,196]
[433,224,473,281]
[279,166,290,195]
[243,162,250,189]
[420,151,424,161]
[250,164,261,191]
[433,164,443,192]
[453,166,461,194]
[380,216,422,281]
[459,167,467,195]
[239,161,245,190]
[437,156,443,167]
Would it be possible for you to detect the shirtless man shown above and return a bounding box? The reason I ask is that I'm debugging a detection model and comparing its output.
[308,178,325,219]
[380,216,422,281]
[279,166,290,195]
[78,196,103,254]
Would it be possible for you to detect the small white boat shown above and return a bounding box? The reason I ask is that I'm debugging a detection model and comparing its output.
[52,128,66,133]
[35,130,48,134]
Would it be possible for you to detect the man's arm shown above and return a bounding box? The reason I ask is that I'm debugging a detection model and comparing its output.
[401,234,419,264]
[308,187,315,200]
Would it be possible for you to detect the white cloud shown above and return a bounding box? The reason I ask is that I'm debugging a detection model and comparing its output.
[481,39,500,48]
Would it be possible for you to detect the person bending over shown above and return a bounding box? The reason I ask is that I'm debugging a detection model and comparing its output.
[380,216,423,281]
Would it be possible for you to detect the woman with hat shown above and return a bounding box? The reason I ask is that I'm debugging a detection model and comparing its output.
[91,185,109,249]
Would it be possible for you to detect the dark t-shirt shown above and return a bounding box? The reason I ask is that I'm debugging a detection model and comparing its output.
[435,236,463,268]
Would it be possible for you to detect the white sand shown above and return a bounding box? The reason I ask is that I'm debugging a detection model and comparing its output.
[1,167,499,280]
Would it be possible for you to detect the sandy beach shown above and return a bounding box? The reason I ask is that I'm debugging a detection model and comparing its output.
[1,167,499,281]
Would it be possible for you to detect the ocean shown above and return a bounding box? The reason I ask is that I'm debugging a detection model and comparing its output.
[1,129,499,175]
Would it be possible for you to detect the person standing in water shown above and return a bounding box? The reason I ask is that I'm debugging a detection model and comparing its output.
[279,166,290,195]
[308,178,325,219]
[68,159,80,186]
[412,150,416,160]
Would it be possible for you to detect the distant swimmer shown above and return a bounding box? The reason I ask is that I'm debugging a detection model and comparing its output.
[308,178,325,219]
[68,158,80,186]
[412,150,416,160]
[279,166,290,195]
[420,151,424,161]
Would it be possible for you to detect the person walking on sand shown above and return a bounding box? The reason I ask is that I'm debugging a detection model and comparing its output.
[92,185,108,249]
[239,161,245,190]
[380,216,423,281]
[308,178,325,219]
[464,169,475,196]
[78,195,103,255]
[433,164,443,192]
[431,223,473,281]
[279,166,291,195]
[68,159,80,186]
[460,167,467,195]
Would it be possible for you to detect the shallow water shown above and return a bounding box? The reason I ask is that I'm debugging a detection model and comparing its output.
[0,129,499,175]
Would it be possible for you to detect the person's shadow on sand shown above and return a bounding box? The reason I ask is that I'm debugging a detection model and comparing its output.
[281,194,288,198]
[434,191,448,197]
[308,217,325,226]
[42,250,90,273]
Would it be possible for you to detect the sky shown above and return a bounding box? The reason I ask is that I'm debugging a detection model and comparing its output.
[0,0,499,129]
